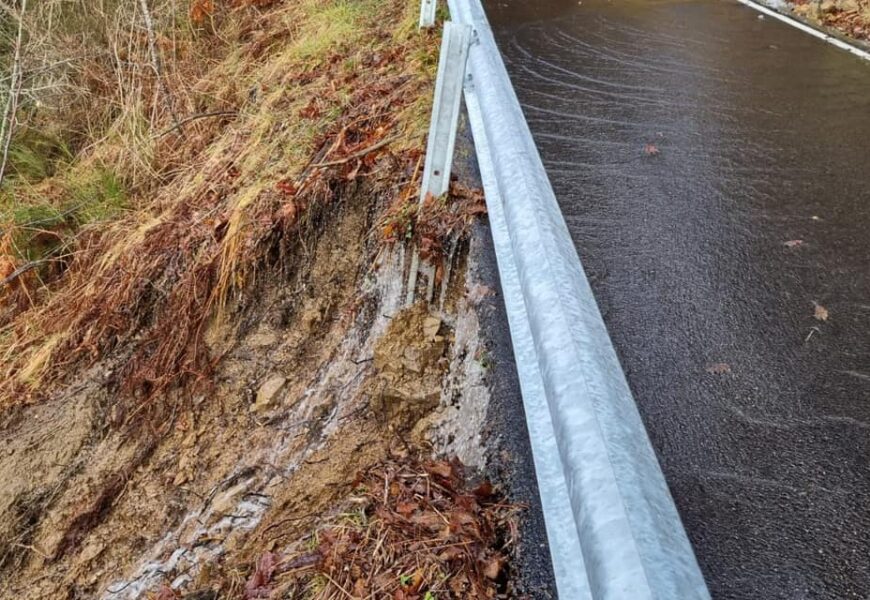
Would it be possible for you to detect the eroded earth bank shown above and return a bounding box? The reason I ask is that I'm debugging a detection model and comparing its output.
[0,1,550,598]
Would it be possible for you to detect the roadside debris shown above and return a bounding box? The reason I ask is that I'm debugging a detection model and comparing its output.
[813,301,830,321]
[705,363,732,375]
[226,454,523,600]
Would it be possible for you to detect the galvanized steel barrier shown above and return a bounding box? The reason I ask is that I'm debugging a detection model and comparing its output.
[444,0,712,597]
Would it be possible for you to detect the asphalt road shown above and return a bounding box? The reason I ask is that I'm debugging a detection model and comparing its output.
[484,1,870,598]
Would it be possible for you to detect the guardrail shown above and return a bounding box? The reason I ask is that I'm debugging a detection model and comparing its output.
[440,1,712,597]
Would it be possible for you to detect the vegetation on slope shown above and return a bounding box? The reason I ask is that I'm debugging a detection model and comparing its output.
[0,0,438,416]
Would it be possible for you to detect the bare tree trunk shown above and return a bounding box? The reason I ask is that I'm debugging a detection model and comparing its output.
[0,0,28,187]
[138,0,183,136]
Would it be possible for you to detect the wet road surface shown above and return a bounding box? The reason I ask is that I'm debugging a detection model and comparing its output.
[483,1,870,598]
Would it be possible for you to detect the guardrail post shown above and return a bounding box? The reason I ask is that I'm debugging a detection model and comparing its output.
[406,21,472,306]
[419,0,437,29]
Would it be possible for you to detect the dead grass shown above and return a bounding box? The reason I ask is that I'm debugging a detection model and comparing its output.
[199,454,522,600]
[0,0,441,422]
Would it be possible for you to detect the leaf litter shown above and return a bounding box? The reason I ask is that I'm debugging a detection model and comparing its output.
[228,454,522,600]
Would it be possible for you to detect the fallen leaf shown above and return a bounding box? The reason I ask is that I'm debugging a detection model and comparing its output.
[244,552,280,599]
[643,143,660,156]
[189,0,214,24]
[410,511,445,532]
[783,239,804,248]
[152,585,178,600]
[439,546,465,561]
[0,255,15,281]
[813,302,829,322]
[276,179,296,196]
[472,481,494,499]
[396,500,417,516]
[705,363,732,375]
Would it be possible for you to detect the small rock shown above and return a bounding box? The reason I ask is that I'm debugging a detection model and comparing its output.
[211,481,248,515]
[251,375,287,412]
[423,315,441,340]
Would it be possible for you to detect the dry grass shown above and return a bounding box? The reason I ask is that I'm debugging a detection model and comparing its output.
[213,454,522,600]
[0,0,441,422]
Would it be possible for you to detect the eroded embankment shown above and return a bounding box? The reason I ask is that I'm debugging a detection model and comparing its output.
[0,1,522,598]
[1,182,501,599]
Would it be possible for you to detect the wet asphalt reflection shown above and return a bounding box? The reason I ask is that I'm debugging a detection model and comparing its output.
[483,1,870,598]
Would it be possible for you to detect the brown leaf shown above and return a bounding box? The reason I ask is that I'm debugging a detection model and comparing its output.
[439,546,465,561]
[783,239,804,248]
[244,552,280,599]
[813,302,829,321]
[410,511,445,532]
[352,578,368,596]
[472,481,494,500]
[151,585,178,600]
[396,500,418,516]
[189,0,214,24]
[643,143,660,156]
[448,572,470,594]
[705,362,732,375]
[276,179,297,196]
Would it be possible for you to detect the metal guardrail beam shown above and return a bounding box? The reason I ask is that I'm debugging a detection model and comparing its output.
[446,0,712,597]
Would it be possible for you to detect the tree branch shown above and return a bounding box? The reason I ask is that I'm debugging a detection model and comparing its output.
[139,0,184,137]
[0,0,28,187]
[152,110,238,138]
[311,134,401,168]
[0,259,44,290]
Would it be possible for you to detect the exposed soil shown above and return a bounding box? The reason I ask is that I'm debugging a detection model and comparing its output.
[0,178,503,599]
[0,1,544,597]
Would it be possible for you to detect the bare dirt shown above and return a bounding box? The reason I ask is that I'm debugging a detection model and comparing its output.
[0,179,502,598]
[0,1,537,596]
